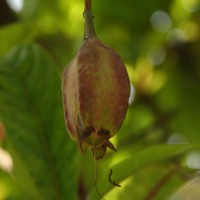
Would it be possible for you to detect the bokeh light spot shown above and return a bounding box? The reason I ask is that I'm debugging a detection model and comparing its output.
[150,10,172,32]
[6,0,24,13]
[148,46,166,66]
[186,151,200,169]
[167,28,187,45]
[167,133,188,144]
[0,148,13,174]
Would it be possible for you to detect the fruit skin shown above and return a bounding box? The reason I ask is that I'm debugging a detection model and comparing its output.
[62,37,130,159]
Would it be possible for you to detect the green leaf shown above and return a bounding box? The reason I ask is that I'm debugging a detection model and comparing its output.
[87,144,197,200]
[0,44,79,200]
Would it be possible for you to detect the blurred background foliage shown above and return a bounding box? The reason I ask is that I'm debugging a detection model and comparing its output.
[0,0,200,199]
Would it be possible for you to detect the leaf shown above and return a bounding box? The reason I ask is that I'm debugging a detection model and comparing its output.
[87,144,197,200]
[0,44,79,200]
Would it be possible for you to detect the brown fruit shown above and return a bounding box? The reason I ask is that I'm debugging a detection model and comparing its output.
[61,2,130,159]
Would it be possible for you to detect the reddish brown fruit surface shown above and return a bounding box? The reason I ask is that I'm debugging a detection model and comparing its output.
[62,37,130,159]
[62,2,130,159]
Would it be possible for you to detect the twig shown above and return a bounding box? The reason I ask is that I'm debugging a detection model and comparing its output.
[108,169,122,187]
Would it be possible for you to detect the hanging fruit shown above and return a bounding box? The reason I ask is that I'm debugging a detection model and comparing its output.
[62,0,130,160]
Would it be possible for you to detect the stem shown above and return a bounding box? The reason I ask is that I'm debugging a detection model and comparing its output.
[83,0,97,39]
[84,0,91,10]
[93,149,105,200]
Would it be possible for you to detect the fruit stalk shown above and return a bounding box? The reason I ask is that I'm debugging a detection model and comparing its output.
[83,0,96,39]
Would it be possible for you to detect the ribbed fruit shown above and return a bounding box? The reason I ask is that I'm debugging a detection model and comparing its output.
[61,3,130,159]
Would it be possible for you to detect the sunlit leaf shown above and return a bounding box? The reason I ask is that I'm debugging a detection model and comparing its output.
[87,144,197,200]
